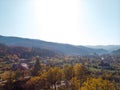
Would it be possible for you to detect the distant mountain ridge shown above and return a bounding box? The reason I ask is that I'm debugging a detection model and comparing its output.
[112,49,120,55]
[87,45,120,52]
[0,35,108,55]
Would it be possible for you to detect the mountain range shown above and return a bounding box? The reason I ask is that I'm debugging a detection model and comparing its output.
[87,45,120,52]
[112,49,120,55]
[0,35,119,56]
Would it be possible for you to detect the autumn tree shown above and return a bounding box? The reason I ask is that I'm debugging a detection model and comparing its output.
[81,77,116,90]
[46,67,64,90]
[36,72,51,89]
[64,65,73,80]
[25,76,40,90]
[73,64,89,90]
[70,77,80,90]
[63,65,74,88]
[1,71,15,90]
[1,71,15,80]
[26,67,64,90]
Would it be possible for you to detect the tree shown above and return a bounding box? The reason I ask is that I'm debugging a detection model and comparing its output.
[64,65,73,81]
[32,58,41,76]
[25,76,40,90]
[81,77,116,90]
[1,71,15,90]
[26,67,64,90]
[63,65,74,88]
[14,70,23,80]
[46,67,64,90]
[70,77,80,90]
[1,71,15,80]
[35,72,51,90]
[73,64,89,89]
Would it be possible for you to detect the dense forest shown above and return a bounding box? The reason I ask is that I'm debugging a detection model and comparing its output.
[0,43,120,90]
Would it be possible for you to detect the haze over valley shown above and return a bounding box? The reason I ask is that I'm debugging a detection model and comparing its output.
[0,0,120,90]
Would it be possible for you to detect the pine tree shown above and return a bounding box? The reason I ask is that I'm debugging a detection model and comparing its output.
[32,58,41,76]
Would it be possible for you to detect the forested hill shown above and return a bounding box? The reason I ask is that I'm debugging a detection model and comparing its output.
[87,45,120,52]
[0,35,108,55]
[0,43,60,59]
[112,49,120,55]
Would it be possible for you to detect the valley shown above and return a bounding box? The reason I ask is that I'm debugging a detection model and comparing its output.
[0,36,120,90]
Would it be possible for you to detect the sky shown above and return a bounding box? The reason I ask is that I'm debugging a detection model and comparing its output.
[0,0,120,45]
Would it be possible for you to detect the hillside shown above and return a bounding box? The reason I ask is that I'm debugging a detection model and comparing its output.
[0,35,108,55]
[87,45,120,52]
[112,49,120,55]
[0,43,60,59]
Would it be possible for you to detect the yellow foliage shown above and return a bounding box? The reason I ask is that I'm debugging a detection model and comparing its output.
[26,76,40,86]
[1,71,15,80]
[46,67,64,84]
[81,77,116,90]
[73,64,88,78]
[70,77,80,90]
[64,65,73,80]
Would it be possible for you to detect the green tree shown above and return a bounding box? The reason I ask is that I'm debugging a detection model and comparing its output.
[32,58,41,76]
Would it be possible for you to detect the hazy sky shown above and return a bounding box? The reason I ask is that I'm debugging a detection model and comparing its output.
[0,0,120,45]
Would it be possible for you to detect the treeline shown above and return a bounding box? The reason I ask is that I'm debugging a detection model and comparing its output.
[0,43,60,59]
